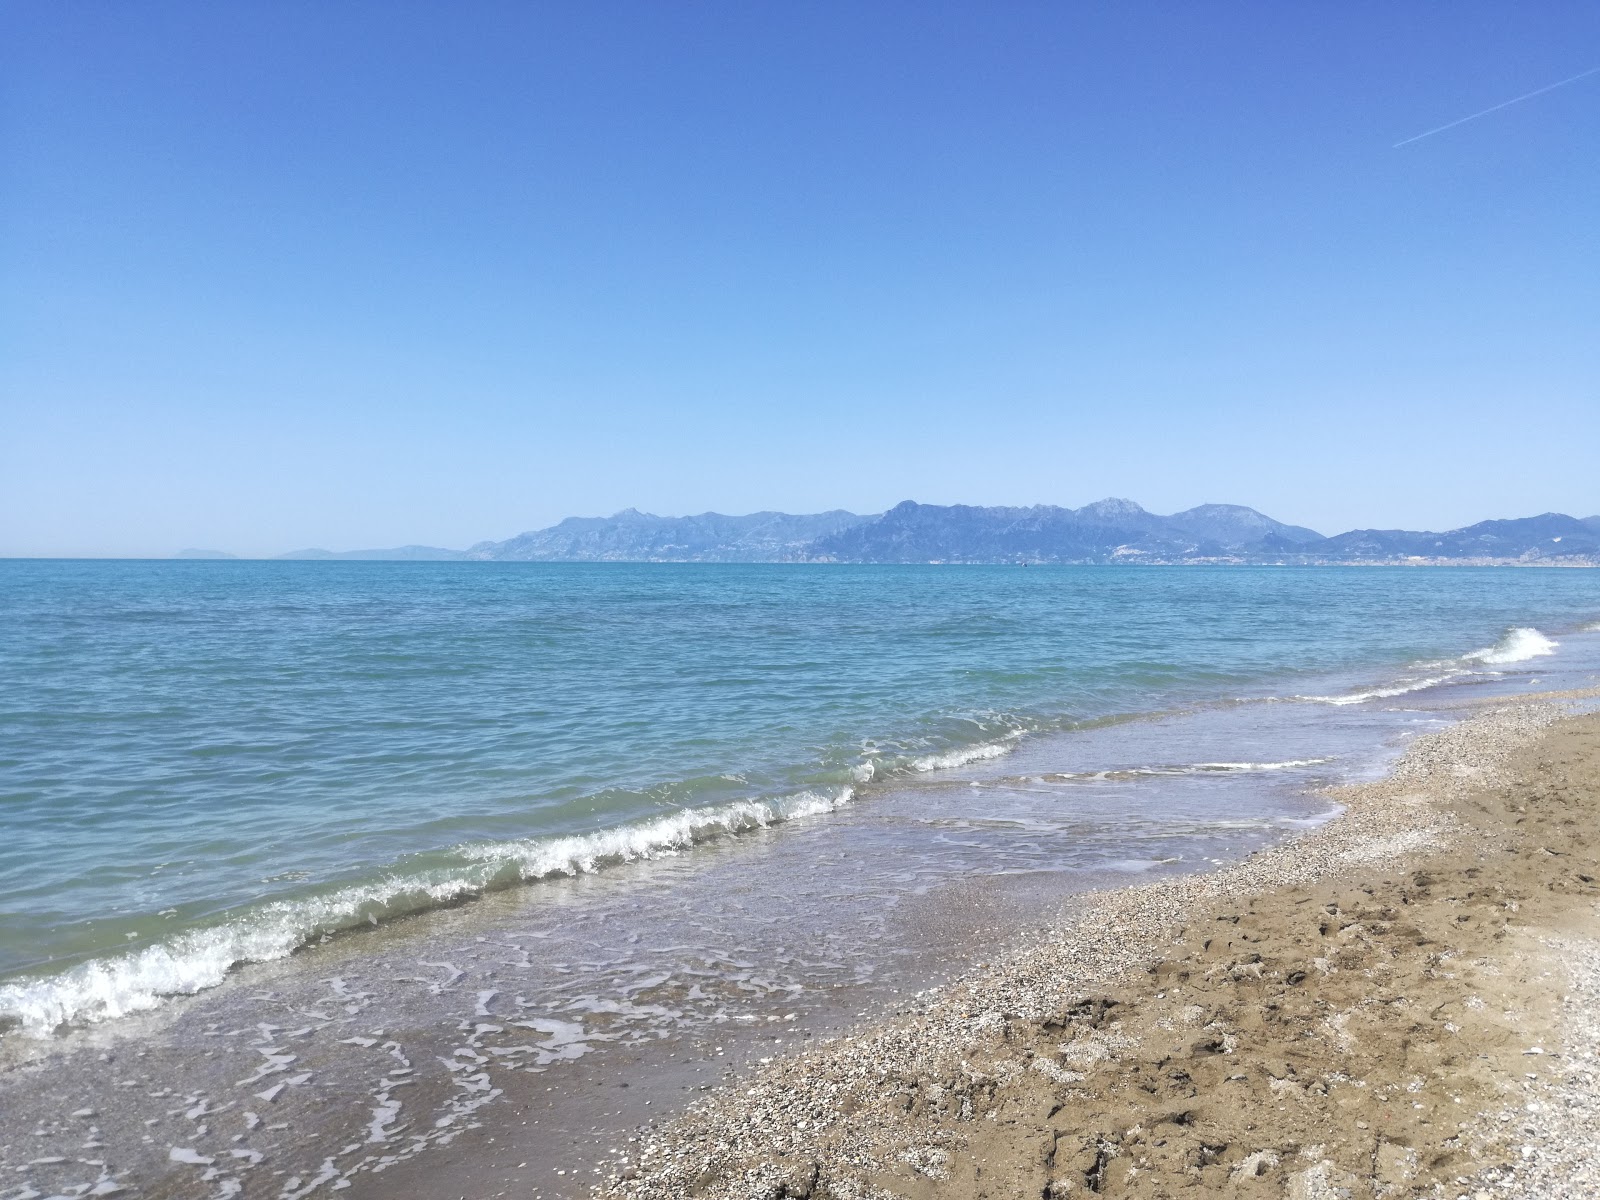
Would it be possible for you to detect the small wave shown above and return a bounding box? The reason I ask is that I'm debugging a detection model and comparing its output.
[1297,675,1460,706]
[1051,758,1331,782]
[1280,806,1344,829]
[1190,759,1332,771]
[1102,856,1181,874]
[1465,626,1558,665]
[460,787,852,879]
[1292,625,1561,707]
[0,787,853,1038]
[0,873,487,1037]
[906,735,1020,773]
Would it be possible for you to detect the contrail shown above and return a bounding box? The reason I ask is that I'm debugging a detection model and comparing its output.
[1393,64,1600,147]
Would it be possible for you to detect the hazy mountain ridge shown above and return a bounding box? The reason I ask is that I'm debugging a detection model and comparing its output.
[810,503,1600,564]
[181,503,1600,563]
[464,509,869,562]
[1304,513,1600,563]
[808,500,1331,563]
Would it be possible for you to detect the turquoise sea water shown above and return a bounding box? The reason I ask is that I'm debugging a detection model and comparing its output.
[1,560,1597,1034]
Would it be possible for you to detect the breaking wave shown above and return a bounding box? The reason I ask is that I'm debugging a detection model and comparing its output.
[1298,625,1560,705]
[1297,675,1461,706]
[1467,627,1558,665]
[0,786,854,1038]
[905,735,1021,773]
[456,787,853,878]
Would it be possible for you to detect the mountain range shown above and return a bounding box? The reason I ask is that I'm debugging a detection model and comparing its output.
[466,508,866,563]
[190,502,1600,565]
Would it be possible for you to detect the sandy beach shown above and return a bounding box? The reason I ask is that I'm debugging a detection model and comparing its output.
[595,694,1600,1199]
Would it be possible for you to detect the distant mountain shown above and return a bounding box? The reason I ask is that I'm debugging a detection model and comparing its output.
[1163,503,1324,546]
[1296,513,1600,563]
[209,502,1598,565]
[466,509,870,562]
[808,499,1327,563]
[276,545,467,561]
[175,548,237,559]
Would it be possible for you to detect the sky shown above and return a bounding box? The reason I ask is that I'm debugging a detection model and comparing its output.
[3,2,1598,557]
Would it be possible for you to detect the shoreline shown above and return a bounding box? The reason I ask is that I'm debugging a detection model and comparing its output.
[5,588,1591,1046]
[0,686,1366,1045]
[596,694,1600,1199]
[4,661,1597,1198]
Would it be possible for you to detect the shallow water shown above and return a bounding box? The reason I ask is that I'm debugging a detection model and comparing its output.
[3,562,1597,1035]
[2,563,1598,1196]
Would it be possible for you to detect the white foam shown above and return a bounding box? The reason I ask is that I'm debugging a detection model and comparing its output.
[1280,805,1344,829]
[464,786,853,879]
[907,735,1020,773]
[1189,759,1332,772]
[1294,625,1563,707]
[1466,626,1558,665]
[1298,675,1459,706]
[1052,758,1331,781]
[1102,857,1177,874]
[0,786,854,1038]
[0,872,488,1037]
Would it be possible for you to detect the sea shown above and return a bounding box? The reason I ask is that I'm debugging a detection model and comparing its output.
[2,560,1598,1197]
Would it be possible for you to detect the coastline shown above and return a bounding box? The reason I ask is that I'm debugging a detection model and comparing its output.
[4,610,1598,1200]
[597,694,1600,1199]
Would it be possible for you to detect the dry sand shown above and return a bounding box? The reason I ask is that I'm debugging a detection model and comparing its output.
[592,697,1600,1199]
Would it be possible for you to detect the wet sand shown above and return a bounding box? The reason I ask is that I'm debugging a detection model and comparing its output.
[337,869,1107,1200]
[7,681,1596,1199]
[597,696,1600,1198]
[1,698,1354,1200]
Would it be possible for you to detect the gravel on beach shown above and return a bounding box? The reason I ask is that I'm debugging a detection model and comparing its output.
[593,697,1600,1199]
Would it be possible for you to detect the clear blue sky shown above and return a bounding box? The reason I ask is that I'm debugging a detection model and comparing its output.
[4,2,1597,556]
